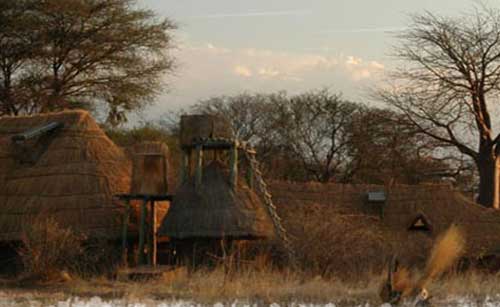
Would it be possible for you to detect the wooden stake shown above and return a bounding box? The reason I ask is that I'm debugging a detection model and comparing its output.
[180,150,190,184]
[145,201,152,266]
[138,198,148,265]
[229,141,238,190]
[121,199,131,265]
[246,159,254,189]
[195,144,203,190]
[150,200,157,266]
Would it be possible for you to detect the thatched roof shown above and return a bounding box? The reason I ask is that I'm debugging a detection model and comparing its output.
[0,110,131,241]
[269,181,500,262]
[158,161,274,239]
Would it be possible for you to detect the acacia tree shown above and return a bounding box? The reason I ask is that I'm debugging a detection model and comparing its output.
[378,7,500,208]
[0,0,40,116]
[0,0,176,123]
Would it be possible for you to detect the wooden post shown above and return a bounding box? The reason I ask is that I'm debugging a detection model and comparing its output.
[149,200,157,266]
[138,198,148,265]
[180,150,190,184]
[162,156,169,193]
[121,199,131,265]
[195,144,203,190]
[145,201,152,266]
[246,164,253,189]
[229,141,238,190]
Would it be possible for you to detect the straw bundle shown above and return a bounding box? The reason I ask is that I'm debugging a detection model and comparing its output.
[0,110,132,241]
[159,161,274,239]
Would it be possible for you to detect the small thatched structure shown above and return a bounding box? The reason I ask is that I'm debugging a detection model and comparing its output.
[179,115,233,147]
[131,142,169,195]
[159,161,274,239]
[129,141,170,235]
[0,110,131,241]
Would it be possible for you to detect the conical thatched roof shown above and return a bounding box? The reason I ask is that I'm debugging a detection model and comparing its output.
[0,110,131,241]
[159,161,274,239]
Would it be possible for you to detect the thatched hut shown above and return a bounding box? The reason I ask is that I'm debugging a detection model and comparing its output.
[269,181,500,267]
[0,110,131,241]
[159,161,273,239]
[158,160,274,264]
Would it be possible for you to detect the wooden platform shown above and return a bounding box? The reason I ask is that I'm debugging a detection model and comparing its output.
[116,265,187,281]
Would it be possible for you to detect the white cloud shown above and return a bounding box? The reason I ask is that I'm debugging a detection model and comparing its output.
[233,65,252,77]
[151,42,387,113]
[346,56,362,66]
[189,9,312,19]
[258,67,281,78]
[319,26,407,34]
[370,61,385,70]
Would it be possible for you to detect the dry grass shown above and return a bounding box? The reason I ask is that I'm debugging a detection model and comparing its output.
[17,216,85,281]
[278,202,396,279]
[379,225,467,303]
[65,267,382,304]
[419,224,465,288]
[16,215,120,282]
[2,266,496,305]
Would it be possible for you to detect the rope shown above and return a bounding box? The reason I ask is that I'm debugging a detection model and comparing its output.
[240,143,297,264]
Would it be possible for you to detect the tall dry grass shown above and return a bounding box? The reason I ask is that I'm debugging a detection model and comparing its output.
[16,215,120,282]
[380,225,466,303]
[67,266,382,304]
[17,216,85,280]
[56,264,500,305]
[418,224,465,288]
[278,202,396,279]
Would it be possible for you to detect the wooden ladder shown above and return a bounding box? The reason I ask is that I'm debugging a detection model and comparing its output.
[241,144,297,264]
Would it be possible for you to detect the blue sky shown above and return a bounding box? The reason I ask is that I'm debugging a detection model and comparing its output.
[135,0,498,121]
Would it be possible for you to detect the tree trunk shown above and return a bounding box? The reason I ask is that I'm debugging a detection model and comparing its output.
[477,153,500,209]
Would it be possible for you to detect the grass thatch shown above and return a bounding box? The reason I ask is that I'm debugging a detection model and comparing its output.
[179,115,233,147]
[159,161,274,239]
[0,110,131,241]
[130,142,169,195]
[270,181,500,266]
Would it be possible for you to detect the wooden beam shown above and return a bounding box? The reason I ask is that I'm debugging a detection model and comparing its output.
[180,150,190,184]
[115,194,173,201]
[195,144,203,190]
[11,122,63,142]
[229,142,238,190]
[246,164,253,189]
[137,199,148,265]
[150,200,157,266]
[145,201,152,266]
[121,199,131,265]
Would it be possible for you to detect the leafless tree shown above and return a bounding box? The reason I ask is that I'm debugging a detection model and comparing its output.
[347,107,469,185]
[377,7,500,208]
[192,93,279,142]
[270,89,358,182]
[193,90,359,182]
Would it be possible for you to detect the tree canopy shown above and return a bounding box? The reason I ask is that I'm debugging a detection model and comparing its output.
[190,89,457,184]
[0,0,176,124]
